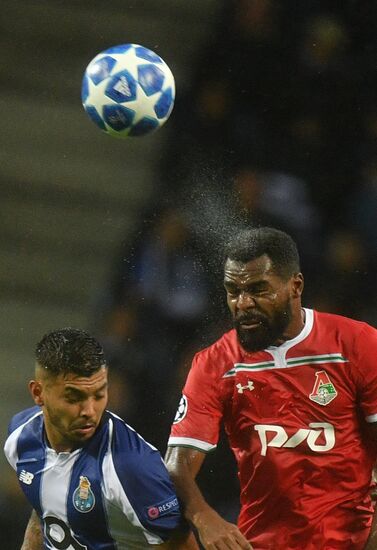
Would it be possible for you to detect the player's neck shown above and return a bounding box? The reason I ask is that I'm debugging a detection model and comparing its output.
[43,425,78,454]
[273,307,306,347]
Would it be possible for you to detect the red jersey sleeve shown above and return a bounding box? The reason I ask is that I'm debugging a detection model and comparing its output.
[168,346,227,453]
[352,323,377,422]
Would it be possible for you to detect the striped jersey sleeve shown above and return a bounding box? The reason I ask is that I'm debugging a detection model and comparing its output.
[4,406,42,469]
[351,323,377,423]
[168,343,230,452]
[103,413,184,544]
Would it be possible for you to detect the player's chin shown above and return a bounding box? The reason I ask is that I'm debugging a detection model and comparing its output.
[237,327,271,352]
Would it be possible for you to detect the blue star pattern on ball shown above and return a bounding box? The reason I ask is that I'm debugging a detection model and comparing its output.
[86,56,117,85]
[155,88,175,119]
[135,45,163,64]
[138,64,165,96]
[84,105,106,130]
[105,70,137,103]
[103,105,135,131]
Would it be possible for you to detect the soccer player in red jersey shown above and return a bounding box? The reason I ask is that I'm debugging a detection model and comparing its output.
[165,226,377,550]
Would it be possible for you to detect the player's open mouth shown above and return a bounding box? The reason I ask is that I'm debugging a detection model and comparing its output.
[73,424,96,435]
[240,322,262,330]
[239,319,263,329]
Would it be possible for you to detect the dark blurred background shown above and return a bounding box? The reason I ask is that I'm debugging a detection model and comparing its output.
[1,1,377,547]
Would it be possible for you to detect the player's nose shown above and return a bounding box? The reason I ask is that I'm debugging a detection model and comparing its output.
[80,398,96,418]
[237,291,256,310]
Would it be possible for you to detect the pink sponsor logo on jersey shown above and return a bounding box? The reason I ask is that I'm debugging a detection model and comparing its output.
[148,506,160,519]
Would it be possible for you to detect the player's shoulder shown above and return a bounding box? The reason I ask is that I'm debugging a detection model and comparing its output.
[312,309,377,360]
[7,405,42,436]
[106,410,158,457]
[104,411,166,481]
[314,309,375,339]
[5,406,43,469]
[192,328,239,374]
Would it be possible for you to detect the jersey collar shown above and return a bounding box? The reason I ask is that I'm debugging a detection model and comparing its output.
[266,307,314,353]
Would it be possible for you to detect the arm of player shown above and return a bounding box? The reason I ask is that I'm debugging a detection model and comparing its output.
[365,515,377,550]
[21,510,44,550]
[165,446,253,550]
[352,326,377,549]
[362,421,377,550]
[363,423,377,550]
[364,469,377,549]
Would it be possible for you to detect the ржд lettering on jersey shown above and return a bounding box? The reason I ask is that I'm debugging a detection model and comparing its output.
[254,423,335,456]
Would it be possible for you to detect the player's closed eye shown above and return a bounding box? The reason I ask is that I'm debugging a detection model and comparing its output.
[64,391,85,404]
[65,396,81,404]
[226,288,239,297]
[95,394,106,401]
[227,287,269,299]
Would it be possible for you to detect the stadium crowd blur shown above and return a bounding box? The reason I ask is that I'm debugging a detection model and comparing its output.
[94,0,377,529]
[3,1,377,547]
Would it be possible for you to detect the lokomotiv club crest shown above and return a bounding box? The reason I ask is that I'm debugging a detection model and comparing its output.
[309,370,337,406]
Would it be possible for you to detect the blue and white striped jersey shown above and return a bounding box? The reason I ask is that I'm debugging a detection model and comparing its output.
[4,406,182,549]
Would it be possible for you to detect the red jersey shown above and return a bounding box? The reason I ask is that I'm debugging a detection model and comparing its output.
[168,309,377,549]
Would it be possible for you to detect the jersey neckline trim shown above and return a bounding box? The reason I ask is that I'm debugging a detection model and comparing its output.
[224,353,348,377]
[266,307,314,353]
[223,310,349,376]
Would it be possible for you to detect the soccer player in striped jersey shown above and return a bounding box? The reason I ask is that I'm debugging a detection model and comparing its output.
[166,226,377,549]
[4,328,198,550]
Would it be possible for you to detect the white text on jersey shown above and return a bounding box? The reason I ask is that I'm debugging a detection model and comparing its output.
[254,422,335,456]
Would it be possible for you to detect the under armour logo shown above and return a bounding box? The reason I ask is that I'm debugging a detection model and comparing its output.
[236,381,254,394]
[19,470,34,485]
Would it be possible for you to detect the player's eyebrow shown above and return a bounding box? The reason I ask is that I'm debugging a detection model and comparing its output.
[224,280,269,290]
[64,382,108,396]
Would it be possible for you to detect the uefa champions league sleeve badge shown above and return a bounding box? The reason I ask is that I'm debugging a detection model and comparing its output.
[73,476,95,513]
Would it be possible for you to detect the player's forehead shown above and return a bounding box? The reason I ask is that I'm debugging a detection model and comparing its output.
[58,367,108,392]
[224,255,275,285]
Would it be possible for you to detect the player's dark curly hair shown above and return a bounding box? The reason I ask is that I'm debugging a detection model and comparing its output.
[35,328,106,376]
[224,227,300,280]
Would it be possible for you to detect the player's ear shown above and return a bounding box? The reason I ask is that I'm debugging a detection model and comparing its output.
[29,380,44,406]
[291,273,304,298]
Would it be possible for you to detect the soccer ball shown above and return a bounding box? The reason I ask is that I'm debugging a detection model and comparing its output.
[81,44,175,138]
